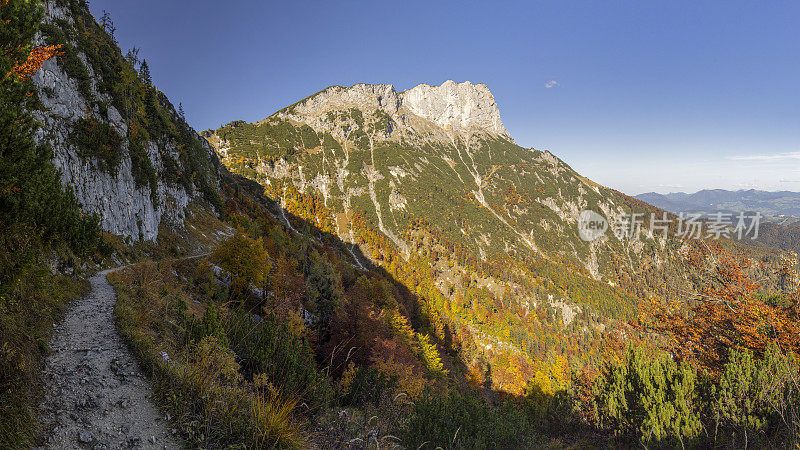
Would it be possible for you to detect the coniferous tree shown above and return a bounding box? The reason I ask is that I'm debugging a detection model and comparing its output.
[100,10,110,30]
[305,250,342,340]
[125,46,140,69]
[139,58,151,85]
[99,10,117,43]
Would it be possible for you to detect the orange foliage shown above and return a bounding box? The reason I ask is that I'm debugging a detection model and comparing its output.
[643,241,800,373]
[370,337,426,398]
[7,44,63,81]
[466,362,486,386]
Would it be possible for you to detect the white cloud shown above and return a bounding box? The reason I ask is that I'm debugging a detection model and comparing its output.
[729,151,800,161]
[544,80,559,89]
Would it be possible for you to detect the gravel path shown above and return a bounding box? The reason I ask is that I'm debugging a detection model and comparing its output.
[38,267,182,449]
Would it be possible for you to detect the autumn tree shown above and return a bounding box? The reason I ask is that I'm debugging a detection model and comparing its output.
[265,254,305,333]
[643,241,800,374]
[211,231,272,302]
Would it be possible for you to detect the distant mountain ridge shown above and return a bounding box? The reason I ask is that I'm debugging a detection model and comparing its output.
[636,189,800,224]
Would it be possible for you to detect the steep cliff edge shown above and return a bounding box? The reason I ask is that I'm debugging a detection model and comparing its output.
[268,80,512,145]
[32,0,222,242]
[400,80,509,138]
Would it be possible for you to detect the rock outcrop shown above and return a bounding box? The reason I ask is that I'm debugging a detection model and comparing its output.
[280,83,400,118]
[33,57,193,241]
[31,3,218,241]
[400,80,508,137]
[274,80,512,142]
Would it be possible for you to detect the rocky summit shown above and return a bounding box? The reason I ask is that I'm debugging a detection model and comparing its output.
[401,80,509,138]
[272,80,511,145]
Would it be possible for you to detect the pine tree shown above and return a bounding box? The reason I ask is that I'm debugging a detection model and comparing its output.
[125,46,140,69]
[305,250,342,339]
[100,10,110,30]
[98,10,116,41]
[139,58,151,85]
[178,102,185,121]
[594,345,702,443]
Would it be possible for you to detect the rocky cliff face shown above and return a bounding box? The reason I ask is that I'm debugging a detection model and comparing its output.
[274,80,512,143]
[400,80,508,137]
[32,57,191,241]
[32,2,219,242]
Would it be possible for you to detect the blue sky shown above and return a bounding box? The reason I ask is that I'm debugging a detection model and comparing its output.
[88,0,800,195]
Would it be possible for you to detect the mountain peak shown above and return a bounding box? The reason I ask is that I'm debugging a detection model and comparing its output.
[399,80,509,137]
[274,80,510,140]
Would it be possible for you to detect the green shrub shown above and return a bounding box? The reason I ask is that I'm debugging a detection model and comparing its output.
[711,344,800,445]
[594,345,702,445]
[128,137,158,202]
[401,390,529,449]
[185,301,228,347]
[70,116,123,174]
[304,250,342,338]
[225,309,333,409]
[523,384,576,435]
[341,366,397,407]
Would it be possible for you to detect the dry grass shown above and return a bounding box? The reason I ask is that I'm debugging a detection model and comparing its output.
[110,259,306,448]
[0,231,90,447]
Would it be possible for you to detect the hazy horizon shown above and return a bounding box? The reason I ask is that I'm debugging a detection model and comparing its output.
[632,187,800,197]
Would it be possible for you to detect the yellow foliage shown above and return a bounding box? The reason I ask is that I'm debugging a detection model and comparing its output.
[527,355,569,396]
[416,332,447,376]
[388,309,415,344]
[387,309,447,376]
[339,361,357,393]
[372,355,426,399]
[211,231,272,296]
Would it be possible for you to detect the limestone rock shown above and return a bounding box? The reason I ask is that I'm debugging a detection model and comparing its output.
[400,80,509,137]
[30,4,212,242]
[273,80,512,143]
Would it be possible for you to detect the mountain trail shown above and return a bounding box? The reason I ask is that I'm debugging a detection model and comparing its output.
[37,267,182,449]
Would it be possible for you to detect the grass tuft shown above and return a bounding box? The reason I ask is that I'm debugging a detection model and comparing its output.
[110,259,308,448]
